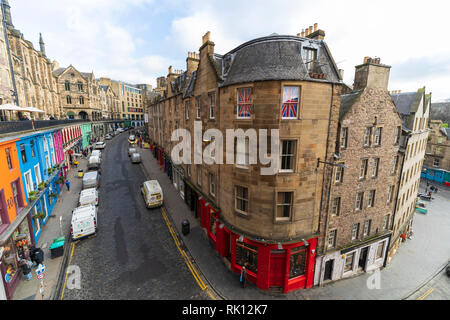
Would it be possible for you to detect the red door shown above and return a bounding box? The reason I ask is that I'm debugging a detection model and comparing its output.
[269,251,286,288]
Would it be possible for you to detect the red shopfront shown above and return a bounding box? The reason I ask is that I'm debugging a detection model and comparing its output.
[196,196,317,293]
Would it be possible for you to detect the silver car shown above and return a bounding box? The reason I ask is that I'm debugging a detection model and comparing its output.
[128,147,137,157]
[131,152,141,163]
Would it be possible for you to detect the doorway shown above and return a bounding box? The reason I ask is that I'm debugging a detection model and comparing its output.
[269,250,286,288]
[324,259,334,281]
[358,247,369,271]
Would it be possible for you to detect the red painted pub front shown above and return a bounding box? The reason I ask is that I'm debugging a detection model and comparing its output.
[197,196,316,293]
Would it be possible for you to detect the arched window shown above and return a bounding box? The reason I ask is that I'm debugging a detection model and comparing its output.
[66,95,72,104]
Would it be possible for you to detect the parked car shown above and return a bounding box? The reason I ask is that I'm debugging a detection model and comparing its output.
[78,188,98,207]
[141,180,163,208]
[95,141,106,149]
[71,205,97,240]
[128,147,137,156]
[87,155,101,171]
[91,150,101,158]
[105,134,112,140]
[131,152,141,163]
[82,171,100,189]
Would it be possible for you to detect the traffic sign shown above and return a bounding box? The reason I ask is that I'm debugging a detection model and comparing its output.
[37,273,45,280]
[35,264,46,276]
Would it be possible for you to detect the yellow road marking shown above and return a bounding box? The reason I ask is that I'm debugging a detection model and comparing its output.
[60,241,76,300]
[417,287,434,300]
[140,160,217,299]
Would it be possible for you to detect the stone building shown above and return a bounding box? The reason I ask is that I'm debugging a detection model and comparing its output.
[100,78,145,124]
[52,65,102,120]
[4,0,61,119]
[387,88,430,262]
[314,57,403,286]
[99,84,120,120]
[0,1,14,120]
[148,25,345,293]
[423,120,450,171]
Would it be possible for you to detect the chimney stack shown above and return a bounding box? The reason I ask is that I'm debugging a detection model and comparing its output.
[353,56,391,91]
[305,23,325,40]
[301,29,305,37]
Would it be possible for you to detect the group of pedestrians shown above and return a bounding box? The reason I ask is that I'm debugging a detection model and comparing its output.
[19,247,45,281]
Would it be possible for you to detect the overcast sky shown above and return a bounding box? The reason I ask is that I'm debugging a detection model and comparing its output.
[8,0,450,101]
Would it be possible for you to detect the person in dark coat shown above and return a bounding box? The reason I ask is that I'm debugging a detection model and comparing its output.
[30,247,44,267]
[20,259,32,280]
[240,265,247,288]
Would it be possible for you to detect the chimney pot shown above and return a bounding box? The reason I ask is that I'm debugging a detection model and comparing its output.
[309,26,313,34]
[202,31,211,44]
[305,28,309,36]
[301,29,305,37]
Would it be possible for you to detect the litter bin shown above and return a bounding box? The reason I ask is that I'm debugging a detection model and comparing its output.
[50,237,65,259]
[182,219,190,236]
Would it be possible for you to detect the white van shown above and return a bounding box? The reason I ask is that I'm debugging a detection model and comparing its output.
[91,150,101,158]
[78,188,98,207]
[87,155,101,170]
[141,180,163,208]
[71,205,97,240]
[82,171,100,189]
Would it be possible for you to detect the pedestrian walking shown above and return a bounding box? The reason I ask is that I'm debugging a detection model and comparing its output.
[30,247,44,267]
[65,180,71,191]
[19,259,33,280]
[240,265,247,288]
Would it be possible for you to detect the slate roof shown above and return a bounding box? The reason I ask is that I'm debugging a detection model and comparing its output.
[339,90,362,121]
[52,68,65,77]
[431,102,450,124]
[219,35,341,87]
[390,92,418,115]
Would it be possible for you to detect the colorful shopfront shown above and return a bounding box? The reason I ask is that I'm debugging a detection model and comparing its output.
[185,181,317,293]
[0,138,34,300]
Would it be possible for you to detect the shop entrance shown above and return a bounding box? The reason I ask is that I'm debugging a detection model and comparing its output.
[324,259,334,281]
[358,247,369,271]
[269,250,286,288]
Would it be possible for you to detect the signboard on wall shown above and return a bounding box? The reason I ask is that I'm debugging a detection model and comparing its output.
[144,114,148,123]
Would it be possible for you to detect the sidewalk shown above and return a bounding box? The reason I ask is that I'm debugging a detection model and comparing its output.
[140,145,450,300]
[12,159,87,300]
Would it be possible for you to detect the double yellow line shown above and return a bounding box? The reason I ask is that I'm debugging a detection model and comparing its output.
[161,207,216,300]
[416,287,434,300]
[59,241,76,300]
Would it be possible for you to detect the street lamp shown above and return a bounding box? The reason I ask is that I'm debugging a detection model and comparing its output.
[316,158,348,169]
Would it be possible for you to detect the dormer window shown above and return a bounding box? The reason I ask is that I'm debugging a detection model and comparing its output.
[302,47,317,72]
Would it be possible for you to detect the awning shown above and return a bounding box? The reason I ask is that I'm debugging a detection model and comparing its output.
[0,103,27,111]
[24,106,44,113]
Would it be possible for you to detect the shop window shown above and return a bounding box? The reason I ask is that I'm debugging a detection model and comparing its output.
[376,242,384,259]
[209,210,216,238]
[237,87,252,119]
[236,240,258,274]
[2,239,18,283]
[344,253,354,272]
[289,246,307,279]
[281,86,299,119]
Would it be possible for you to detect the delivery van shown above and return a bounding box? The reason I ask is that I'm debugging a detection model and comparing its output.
[141,180,163,208]
[71,205,97,240]
[78,188,98,207]
[82,171,100,189]
[87,155,101,170]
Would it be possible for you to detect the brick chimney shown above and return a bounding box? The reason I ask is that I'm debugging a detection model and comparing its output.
[186,52,200,76]
[305,23,325,40]
[353,57,391,91]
